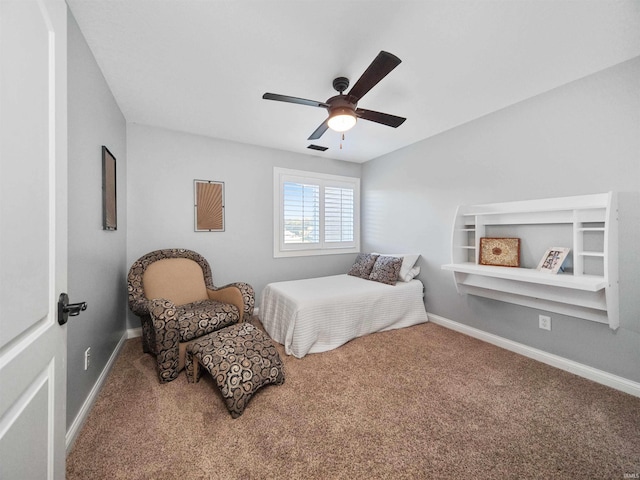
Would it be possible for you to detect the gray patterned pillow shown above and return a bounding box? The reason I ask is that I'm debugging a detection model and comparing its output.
[347,253,379,279]
[369,255,403,285]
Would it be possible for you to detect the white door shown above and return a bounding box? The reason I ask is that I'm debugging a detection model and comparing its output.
[0,0,68,478]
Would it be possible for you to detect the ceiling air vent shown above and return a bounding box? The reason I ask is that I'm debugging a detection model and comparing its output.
[307,144,328,151]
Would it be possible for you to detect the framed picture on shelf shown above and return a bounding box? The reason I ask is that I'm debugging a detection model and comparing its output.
[479,238,520,267]
[537,247,570,274]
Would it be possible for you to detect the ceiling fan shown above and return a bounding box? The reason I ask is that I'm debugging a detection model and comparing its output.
[262,51,406,141]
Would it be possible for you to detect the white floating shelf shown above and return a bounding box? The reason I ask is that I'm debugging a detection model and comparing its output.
[442,263,607,291]
[442,193,618,329]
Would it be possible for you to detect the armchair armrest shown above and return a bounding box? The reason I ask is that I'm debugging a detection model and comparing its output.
[129,297,150,317]
[207,286,245,322]
[208,282,255,321]
[128,267,150,317]
[148,298,181,383]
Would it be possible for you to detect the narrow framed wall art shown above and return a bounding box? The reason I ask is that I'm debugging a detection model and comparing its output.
[194,180,225,232]
[102,146,117,230]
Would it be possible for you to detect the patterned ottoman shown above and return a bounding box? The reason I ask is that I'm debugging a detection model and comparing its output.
[185,322,285,418]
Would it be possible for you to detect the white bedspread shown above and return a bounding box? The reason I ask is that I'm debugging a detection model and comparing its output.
[259,274,428,358]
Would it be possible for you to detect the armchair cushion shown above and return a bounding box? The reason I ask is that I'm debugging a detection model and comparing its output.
[177,300,239,342]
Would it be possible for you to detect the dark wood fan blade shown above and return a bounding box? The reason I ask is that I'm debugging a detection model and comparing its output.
[308,118,329,140]
[356,108,406,128]
[263,93,329,108]
[347,51,401,103]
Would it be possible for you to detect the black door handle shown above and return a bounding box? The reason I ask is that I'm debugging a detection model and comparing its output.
[58,293,88,325]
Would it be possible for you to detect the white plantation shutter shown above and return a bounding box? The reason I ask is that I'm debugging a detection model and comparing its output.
[283,182,319,244]
[324,186,354,243]
[274,168,360,257]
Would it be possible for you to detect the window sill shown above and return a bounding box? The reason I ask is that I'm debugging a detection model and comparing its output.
[274,246,359,258]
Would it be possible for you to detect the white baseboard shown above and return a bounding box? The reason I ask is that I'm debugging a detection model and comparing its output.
[65,331,128,452]
[427,312,640,398]
[127,327,142,339]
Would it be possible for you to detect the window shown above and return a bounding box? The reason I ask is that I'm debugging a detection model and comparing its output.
[274,167,360,257]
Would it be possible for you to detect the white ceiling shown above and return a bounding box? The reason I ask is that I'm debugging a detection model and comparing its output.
[66,0,640,164]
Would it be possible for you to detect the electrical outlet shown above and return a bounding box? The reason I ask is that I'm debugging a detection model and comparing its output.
[84,347,91,370]
[539,315,551,331]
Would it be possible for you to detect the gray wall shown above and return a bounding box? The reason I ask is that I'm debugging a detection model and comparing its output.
[362,56,640,383]
[67,11,127,430]
[126,124,361,329]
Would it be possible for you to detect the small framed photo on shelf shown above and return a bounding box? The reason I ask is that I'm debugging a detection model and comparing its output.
[537,247,570,274]
[479,238,520,267]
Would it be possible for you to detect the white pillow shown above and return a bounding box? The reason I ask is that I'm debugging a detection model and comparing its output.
[401,265,421,282]
[372,253,420,282]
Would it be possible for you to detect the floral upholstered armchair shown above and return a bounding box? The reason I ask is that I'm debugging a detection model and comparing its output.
[127,248,255,383]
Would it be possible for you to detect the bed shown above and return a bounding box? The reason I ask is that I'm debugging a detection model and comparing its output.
[259,269,428,358]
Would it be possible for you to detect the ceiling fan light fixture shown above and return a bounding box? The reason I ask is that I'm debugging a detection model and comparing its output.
[327,107,357,133]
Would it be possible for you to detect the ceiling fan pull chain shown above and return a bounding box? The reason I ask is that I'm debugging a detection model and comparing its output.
[340,133,344,150]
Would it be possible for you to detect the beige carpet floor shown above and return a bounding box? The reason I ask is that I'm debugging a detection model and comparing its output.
[66,318,640,479]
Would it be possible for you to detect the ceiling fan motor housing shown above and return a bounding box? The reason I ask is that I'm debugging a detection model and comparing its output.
[326,94,356,112]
